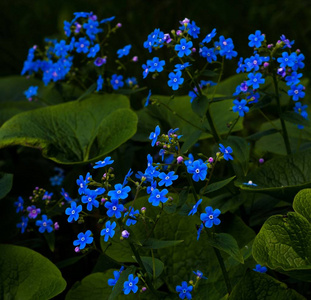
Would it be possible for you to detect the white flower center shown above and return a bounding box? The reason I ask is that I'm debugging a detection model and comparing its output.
[117,190,122,194]
[294,90,299,94]
[173,78,177,82]
[165,176,169,180]
[43,222,47,226]
[88,197,92,202]
[195,169,200,173]
[72,210,75,214]
[156,194,160,198]
[112,206,117,211]
[81,237,85,241]
[182,46,186,50]
[253,78,257,82]
[209,215,214,219]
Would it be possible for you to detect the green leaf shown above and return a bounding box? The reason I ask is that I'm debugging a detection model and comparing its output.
[56,255,87,269]
[229,271,306,300]
[246,128,279,141]
[200,176,236,195]
[142,238,184,249]
[191,95,209,117]
[236,150,311,198]
[252,212,311,281]
[180,129,202,153]
[0,244,66,299]
[206,233,244,263]
[43,232,55,252]
[293,189,311,222]
[0,173,13,200]
[136,256,164,278]
[0,95,138,164]
[281,111,310,127]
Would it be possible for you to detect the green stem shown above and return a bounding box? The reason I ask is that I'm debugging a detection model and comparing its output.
[272,69,291,154]
[226,117,240,138]
[186,172,199,202]
[213,247,232,294]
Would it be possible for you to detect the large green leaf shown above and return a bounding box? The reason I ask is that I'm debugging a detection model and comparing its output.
[229,271,305,300]
[0,244,66,299]
[0,94,138,164]
[293,189,311,222]
[236,150,311,198]
[200,176,236,195]
[0,172,13,200]
[252,212,311,281]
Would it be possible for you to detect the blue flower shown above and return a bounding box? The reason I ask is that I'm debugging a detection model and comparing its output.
[54,40,70,57]
[243,180,258,187]
[101,220,116,242]
[294,102,308,129]
[76,172,92,195]
[64,21,71,37]
[74,37,90,53]
[216,36,237,59]
[123,274,139,295]
[232,99,249,117]
[200,206,221,228]
[175,38,193,57]
[149,125,160,147]
[246,72,265,89]
[292,53,305,71]
[280,34,294,49]
[124,207,139,226]
[244,54,264,72]
[94,57,106,67]
[87,44,100,58]
[110,74,124,90]
[158,171,178,187]
[17,216,28,234]
[14,196,24,213]
[123,168,133,187]
[184,154,194,167]
[236,57,245,73]
[187,21,200,38]
[277,52,295,68]
[253,264,267,273]
[100,16,115,24]
[285,72,302,86]
[35,214,53,233]
[148,189,168,206]
[168,71,184,90]
[81,189,100,211]
[147,57,166,73]
[219,144,233,161]
[143,28,165,52]
[105,199,124,218]
[125,77,137,87]
[187,160,207,182]
[96,75,104,91]
[248,30,265,48]
[200,47,217,63]
[50,174,64,186]
[65,202,82,222]
[61,188,73,202]
[145,89,152,107]
[24,86,38,100]
[108,184,131,200]
[197,223,204,240]
[202,28,216,44]
[193,270,207,279]
[188,199,202,216]
[93,157,114,169]
[288,84,305,101]
[176,281,193,299]
[117,44,132,58]
[83,19,102,40]
[108,266,124,287]
[142,63,150,79]
[73,230,93,250]
[147,181,157,194]
[42,191,53,200]
[174,62,191,72]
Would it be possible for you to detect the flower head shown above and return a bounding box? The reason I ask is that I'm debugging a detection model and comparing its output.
[65,202,82,222]
[158,171,178,187]
[253,264,268,273]
[110,74,124,90]
[35,214,53,233]
[105,199,124,219]
[101,220,116,242]
[219,144,233,161]
[246,72,265,89]
[14,196,24,213]
[17,216,28,234]
[73,230,93,250]
[187,160,207,182]
[176,281,193,299]
[193,270,207,279]
[202,28,217,44]
[117,44,132,58]
[188,199,202,216]
[93,157,114,169]
[123,274,139,295]
[149,125,160,147]
[288,84,305,101]
[148,188,168,206]
[232,99,249,117]
[24,86,38,100]
[96,75,104,91]
[200,206,221,228]
[108,184,131,200]
[27,205,41,219]
[147,57,165,73]
[124,207,139,226]
[248,30,265,48]
[108,266,124,287]
[175,38,193,57]
[82,189,100,211]
[168,71,184,90]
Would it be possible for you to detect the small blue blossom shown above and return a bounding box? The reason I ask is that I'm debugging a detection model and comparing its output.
[142,63,150,79]
[87,44,100,58]
[253,264,268,273]
[108,266,124,287]
[73,230,93,250]
[93,157,114,169]
[193,270,207,279]
[200,47,217,63]
[168,71,184,90]
[64,21,71,37]
[148,189,168,206]
[294,102,308,129]
[145,89,152,107]
[188,199,202,216]
[244,54,264,72]
[232,99,249,117]
[219,144,233,161]
[202,28,217,44]
[175,38,193,57]
[81,189,100,211]
[96,75,104,91]
[65,202,82,222]
[105,199,124,219]
[176,281,193,299]
[280,34,294,48]
[187,21,200,38]
[143,28,165,52]
[243,180,258,187]
[74,37,90,54]
[108,184,131,200]
[24,86,38,100]
[197,223,204,240]
[117,44,132,58]
[277,52,295,68]
[123,168,134,187]
[50,174,64,186]
[42,191,53,200]
[54,40,70,57]
[147,181,157,194]
[101,220,116,242]
[14,196,24,213]
[35,214,53,233]
[285,72,302,86]
[174,62,191,72]
[187,160,207,182]
[158,171,178,187]
[123,274,139,295]
[248,30,265,48]
[200,206,221,228]
[124,207,139,226]
[149,125,160,147]
[83,19,102,40]
[184,154,194,167]
[111,74,124,90]
[61,188,73,202]
[125,77,137,87]
[17,216,28,234]
[288,84,305,101]
[246,72,265,89]
[76,172,92,195]
[100,16,115,24]
[147,57,165,72]
[292,53,305,71]
[216,36,237,59]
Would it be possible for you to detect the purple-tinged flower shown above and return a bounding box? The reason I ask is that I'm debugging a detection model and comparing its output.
[148,189,168,206]
[14,196,24,213]
[27,205,41,219]
[93,157,114,169]
[94,57,106,67]
[158,171,178,187]
[188,199,202,216]
[123,274,139,295]
[17,216,28,234]
[175,38,193,57]
[200,206,221,228]
[105,199,124,219]
[219,144,233,161]
[121,230,130,239]
[35,214,53,233]
[253,264,267,273]
[176,281,193,299]
[288,84,305,101]
[61,188,73,202]
[193,270,207,279]
[101,220,116,242]
[73,230,93,250]
[248,30,265,48]
[65,202,82,222]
